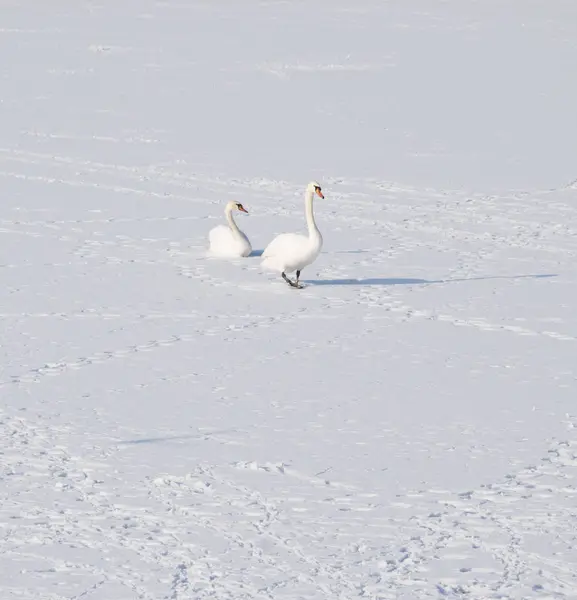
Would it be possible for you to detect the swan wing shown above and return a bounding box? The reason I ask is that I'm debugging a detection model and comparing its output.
[261,233,311,272]
[208,225,251,257]
[209,225,234,250]
[263,233,308,256]
[236,229,252,256]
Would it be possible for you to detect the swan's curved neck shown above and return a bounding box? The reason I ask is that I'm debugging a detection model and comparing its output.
[225,206,242,237]
[305,189,320,238]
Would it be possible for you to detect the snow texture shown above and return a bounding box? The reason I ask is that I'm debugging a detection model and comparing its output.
[1,1,577,599]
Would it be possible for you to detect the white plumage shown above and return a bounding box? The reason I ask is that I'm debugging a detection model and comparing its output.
[208,201,252,258]
[261,181,324,288]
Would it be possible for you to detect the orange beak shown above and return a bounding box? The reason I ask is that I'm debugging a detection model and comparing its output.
[238,205,249,213]
[315,188,324,199]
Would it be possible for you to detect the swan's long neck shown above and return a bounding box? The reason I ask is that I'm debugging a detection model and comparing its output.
[225,206,242,237]
[305,189,320,239]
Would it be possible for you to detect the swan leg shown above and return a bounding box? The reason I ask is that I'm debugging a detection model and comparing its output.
[295,270,304,289]
[282,272,301,288]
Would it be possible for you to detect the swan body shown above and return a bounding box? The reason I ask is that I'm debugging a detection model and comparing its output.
[262,181,324,288]
[208,201,252,258]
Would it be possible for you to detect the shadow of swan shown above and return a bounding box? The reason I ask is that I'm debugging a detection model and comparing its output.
[306,277,428,286]
[304,274,557,287]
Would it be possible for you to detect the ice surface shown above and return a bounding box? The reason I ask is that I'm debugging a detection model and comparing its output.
[1,1,577,598]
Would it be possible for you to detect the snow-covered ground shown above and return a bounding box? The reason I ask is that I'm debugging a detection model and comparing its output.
[2,2,577,598]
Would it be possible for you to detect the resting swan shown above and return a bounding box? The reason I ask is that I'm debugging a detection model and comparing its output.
[208,201,252,258]
[261,181,324,288]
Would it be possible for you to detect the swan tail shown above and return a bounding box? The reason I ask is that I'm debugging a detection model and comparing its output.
[261,255,281,272]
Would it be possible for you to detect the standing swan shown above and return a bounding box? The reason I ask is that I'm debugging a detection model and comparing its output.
[261,181,324,288]
[208,201,252,258]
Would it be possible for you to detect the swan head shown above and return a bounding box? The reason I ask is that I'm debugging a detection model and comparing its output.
[226,201,249,214]
[307,181,324,199]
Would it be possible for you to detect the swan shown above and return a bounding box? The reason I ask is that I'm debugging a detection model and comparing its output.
[208,201,252,258]
[261,181,324,288]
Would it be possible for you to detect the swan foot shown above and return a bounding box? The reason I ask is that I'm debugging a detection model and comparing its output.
[282,272,303,289]
[293,270,305,288]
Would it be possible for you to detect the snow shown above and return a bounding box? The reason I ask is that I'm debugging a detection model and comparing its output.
[1,1,577,598]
